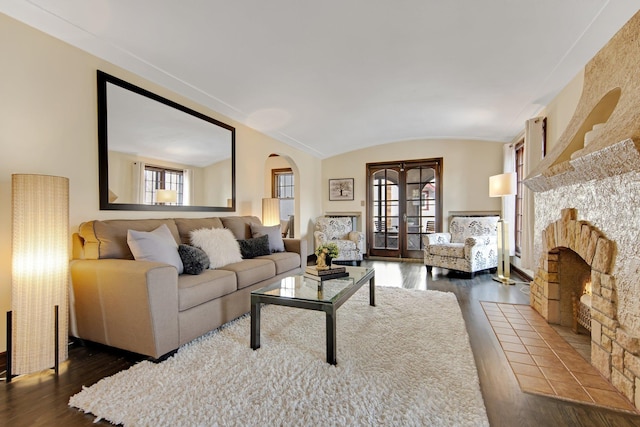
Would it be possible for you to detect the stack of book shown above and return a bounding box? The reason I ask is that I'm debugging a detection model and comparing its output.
[304,266,349,281]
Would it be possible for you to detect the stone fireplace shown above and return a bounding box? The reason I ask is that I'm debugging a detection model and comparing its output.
[528,148,640,410]
[524,11,640,409]
[529,208,629,386]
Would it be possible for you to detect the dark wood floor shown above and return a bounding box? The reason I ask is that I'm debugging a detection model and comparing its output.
[2,259,640,426]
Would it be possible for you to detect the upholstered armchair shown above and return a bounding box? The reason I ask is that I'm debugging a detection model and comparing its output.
[314,216,364,263]
[423,215,499,277]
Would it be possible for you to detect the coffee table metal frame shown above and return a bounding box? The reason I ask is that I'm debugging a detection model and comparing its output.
[250,267,375,365]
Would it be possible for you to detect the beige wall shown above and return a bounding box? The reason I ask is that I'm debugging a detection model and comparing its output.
[0,13,322,352]
[321,139,505,243]
[541,70,585,153]
[510,70,584,276]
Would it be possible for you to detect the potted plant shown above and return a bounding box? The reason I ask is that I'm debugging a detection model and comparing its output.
[315,242,339,269]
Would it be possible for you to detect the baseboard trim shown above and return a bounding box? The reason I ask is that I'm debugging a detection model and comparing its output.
[511,264,533,282]
[365,256,423,263]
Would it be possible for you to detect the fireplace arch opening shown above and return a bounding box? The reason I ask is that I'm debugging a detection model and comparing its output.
[554,247,592,333]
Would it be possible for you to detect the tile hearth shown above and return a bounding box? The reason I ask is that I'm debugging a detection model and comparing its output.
[481,301,637,413]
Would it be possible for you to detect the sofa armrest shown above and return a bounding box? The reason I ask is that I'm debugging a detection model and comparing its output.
[70,259,179,359]
[464,235,498,260]
[424,233,452,245]
[314,231,328,249]
[347,231,365,253]
[283,238,307,267]
[464,235,497,247]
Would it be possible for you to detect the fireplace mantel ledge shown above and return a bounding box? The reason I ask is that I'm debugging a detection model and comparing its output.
[524,138,640,193]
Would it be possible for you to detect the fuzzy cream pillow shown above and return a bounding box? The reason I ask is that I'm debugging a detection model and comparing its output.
[190,228,242,269]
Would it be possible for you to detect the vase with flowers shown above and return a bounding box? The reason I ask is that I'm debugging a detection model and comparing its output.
[315,242,339,270]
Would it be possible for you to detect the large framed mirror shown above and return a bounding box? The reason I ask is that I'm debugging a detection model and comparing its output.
[97,70,235,211]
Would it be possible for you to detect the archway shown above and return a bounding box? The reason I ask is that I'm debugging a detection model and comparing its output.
[264,154,299,238]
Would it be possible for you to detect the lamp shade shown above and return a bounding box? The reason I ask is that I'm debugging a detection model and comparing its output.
[156,189,177,204]
[11,174,69,374]
[262,198,281,226]
[489,173,517,197]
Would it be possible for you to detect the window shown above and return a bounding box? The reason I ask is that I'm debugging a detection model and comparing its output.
[272,168,294,199]
[144,165,184,205]
[514,140,525,256]
[272,168,294,220]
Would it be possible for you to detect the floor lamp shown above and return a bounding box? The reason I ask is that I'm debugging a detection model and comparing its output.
[262,198,281,227]
[8,174,69,381]
[489,173,517,285]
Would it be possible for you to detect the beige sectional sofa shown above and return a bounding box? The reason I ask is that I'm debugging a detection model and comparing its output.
[69,216,306,359]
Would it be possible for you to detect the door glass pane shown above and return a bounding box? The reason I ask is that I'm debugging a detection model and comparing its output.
[372,169,399,250]
[407,234,421,250]
[404,166,436,252]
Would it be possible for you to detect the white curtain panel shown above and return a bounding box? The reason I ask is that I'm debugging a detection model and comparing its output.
[502,143,516,256]
[521,117,545,269]
[132,161,146,204]
[183,168,192,206]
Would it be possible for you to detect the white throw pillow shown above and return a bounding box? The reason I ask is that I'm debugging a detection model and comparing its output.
[250,223,285,252]
[127,224,184,274]
[190,228,243,269]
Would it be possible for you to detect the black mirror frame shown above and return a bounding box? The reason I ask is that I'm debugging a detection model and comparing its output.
[97,70,236,211]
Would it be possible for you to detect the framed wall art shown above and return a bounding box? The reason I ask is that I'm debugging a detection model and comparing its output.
[329,178,354,201]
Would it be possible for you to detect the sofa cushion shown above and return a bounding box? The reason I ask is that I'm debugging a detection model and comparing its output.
[238,235,271,259]
[190,228,243,268]
[428,243,465,258]
[250,223,285,253]
[258,252,301,275]
[127,224,184,274]
[178,244,210,275]
[178,269,237,311]
[79,219,180,260]
[219,259,276,289]
[174,217,224,245]
[220,216,261,240]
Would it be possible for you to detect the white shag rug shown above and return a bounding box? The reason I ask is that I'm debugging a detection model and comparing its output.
[69,287,489,426]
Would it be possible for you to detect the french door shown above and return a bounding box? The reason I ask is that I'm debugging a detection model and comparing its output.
[367,159,442,259]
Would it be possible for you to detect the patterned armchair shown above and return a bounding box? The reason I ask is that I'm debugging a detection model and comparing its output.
[314,216,364,263]
[423,216,499,277]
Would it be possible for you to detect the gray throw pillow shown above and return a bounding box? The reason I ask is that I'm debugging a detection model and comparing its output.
[178,244,210,274]
[250,223,285,252]
[127,224,184,274]
[238,235,271,259]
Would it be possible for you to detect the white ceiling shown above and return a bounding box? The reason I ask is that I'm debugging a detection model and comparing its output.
[3,1,639,158]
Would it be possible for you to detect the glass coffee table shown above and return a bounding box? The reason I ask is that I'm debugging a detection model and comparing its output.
[250,265,375,365]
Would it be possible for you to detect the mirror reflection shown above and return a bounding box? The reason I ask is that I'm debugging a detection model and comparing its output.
[98,71,235,211]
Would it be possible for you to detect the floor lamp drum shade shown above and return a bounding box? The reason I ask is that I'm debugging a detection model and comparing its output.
[262,198,281,227]
[489,172,517,197]
[11,174,69,375]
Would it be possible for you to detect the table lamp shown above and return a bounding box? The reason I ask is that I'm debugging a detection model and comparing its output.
[156,189,177,205]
